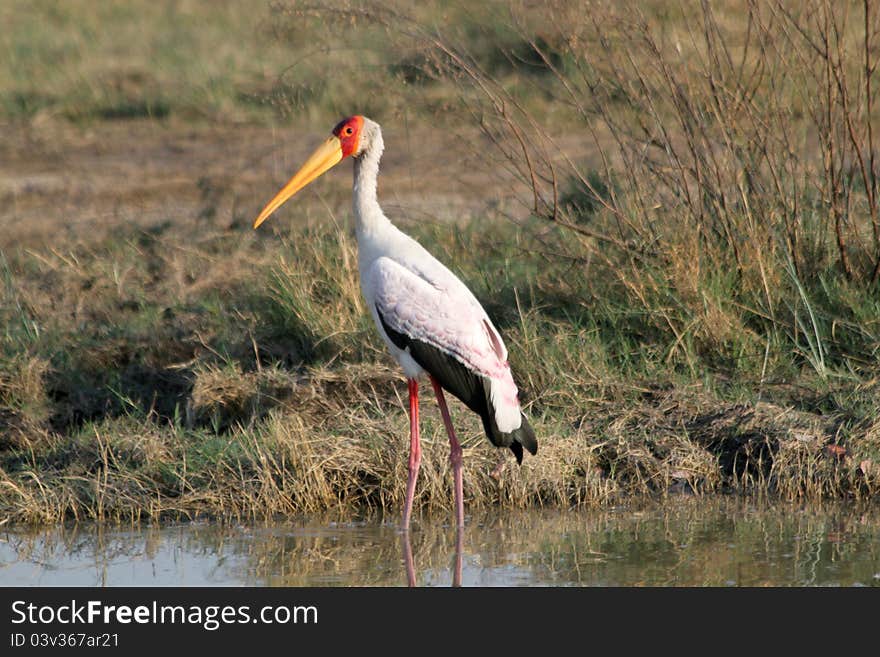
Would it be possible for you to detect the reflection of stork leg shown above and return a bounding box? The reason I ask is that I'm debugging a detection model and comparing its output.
[430,376,464,530]
[453,523,463,588]
[401,531,416,587]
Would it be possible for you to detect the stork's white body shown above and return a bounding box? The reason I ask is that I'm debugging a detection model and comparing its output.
[352,120,523,434]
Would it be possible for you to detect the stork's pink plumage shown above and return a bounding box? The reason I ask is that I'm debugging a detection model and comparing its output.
[253,116,537,531]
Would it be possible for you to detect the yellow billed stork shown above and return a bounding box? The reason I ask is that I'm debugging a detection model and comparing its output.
[253,116,537,531]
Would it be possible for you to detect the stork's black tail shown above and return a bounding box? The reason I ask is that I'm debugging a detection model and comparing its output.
[477,383,538,464]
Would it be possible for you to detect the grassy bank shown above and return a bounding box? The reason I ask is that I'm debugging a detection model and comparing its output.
[2,218,878,523]
[2,1,880,523]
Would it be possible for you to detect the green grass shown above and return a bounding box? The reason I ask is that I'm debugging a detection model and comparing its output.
[0,0,619,126]
[0,0,374,123]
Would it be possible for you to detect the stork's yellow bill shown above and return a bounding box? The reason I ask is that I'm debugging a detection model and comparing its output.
[252,136,342,228]
[253,116,364,229]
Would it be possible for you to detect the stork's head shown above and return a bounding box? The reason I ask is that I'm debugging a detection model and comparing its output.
[253,115,380,229]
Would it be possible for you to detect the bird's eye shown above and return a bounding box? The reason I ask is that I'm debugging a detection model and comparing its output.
[345,127,353,136]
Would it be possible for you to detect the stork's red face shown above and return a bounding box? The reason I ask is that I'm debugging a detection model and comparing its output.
[333,115,364,159]
[253,115,365,229]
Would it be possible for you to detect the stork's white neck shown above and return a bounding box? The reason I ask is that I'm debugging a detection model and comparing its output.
[352,129,390,237]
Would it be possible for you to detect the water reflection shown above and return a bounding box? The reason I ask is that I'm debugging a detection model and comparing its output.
[1,499,878,586]
[402,525,463,587]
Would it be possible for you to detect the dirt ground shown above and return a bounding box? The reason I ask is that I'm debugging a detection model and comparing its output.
[0,117,528,252]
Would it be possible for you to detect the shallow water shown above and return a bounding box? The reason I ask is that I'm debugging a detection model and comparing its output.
[2,499,879,586]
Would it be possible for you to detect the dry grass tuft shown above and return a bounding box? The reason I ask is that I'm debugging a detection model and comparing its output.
[0,355,52,449]
[190,362,262,429]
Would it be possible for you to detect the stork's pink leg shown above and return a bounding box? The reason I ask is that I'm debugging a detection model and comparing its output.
[430,376,464,529]
[453,523,463,587]
[401,378,420,531]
